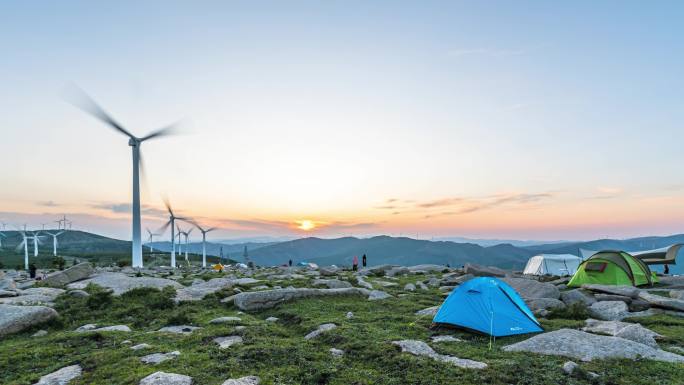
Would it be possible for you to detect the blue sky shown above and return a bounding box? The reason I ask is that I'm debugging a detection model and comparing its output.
[1,1,683,240]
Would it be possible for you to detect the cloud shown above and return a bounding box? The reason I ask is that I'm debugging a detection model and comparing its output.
[37,200,60,207]
[217,217,377,235]
[90,202,167,218]
[447,48,527,58]
[415,192,556,217]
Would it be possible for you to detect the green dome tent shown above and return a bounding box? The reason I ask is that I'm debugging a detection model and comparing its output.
[567,250,656,287]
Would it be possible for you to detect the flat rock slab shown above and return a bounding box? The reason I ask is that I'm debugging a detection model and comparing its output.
[221,376,260,385]
[76,324,131,333]
[209,316,242,324]
[431,335,464,343]
[464,263,506,277]
[502,278,560,299]
[0,294,58,306]
[214,336,243,349]
[34,364,82,385]
[139,371,192,385]
[368,290,393,301]
[407,264,448,273]
[415,306,439,316]
[67,273,183,295]
[582,319,662,348]
[638,291,684,311]
[175,278,262,302]
[157,325,201,334]
[582,284,641,299]
[140,351,180,365]
[131,343,152,350]
[588,301,630,321]
[392,340,487,369]
[233,287,369,311]
[503,329,684,363]
[312,279,352,289]
[0,304,58,337]
[42,263,94,287]
[560,289,596,306]
[305,323,337,340]
[525,298,565,312]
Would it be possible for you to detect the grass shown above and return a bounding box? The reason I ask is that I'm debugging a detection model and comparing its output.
[1,272,683,385]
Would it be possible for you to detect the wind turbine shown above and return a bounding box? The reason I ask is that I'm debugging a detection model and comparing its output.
[16,229,30,270]
[66,86,179,268]
[57,215,68,230]
[158,199,186,268]
[146,228,159,252]
[28,231,44,257]
[45,231,65,256]
[192,222,217,268]
[0,231,6,250]
[182,227,193,262]
[176,224,184,256]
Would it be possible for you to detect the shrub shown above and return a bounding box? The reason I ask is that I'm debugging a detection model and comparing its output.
[85,285,113,310]
[547,303,589,320]
[52,256,66,270]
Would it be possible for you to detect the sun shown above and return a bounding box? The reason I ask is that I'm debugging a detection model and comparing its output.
[297,220,316,231]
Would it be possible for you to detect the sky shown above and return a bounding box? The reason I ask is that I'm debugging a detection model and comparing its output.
[1,1,684,242]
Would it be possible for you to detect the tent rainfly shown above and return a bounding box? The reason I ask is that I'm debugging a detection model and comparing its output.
[568,250,656,287]
[523,254,582,276]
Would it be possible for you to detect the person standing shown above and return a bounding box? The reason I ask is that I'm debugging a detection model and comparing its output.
[29,263,37,279]
[288,259,293,267]
[362,254,367,268]
[352,255,359,271]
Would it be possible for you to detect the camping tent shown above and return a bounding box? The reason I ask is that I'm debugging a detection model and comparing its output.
[523,254,582,276]
[567,250,655,287]
[432,277,543,337]
[632,244,681,265]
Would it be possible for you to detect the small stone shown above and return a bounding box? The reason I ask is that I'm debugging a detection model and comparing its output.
[415,306,439,316]
[214,336,243,349]
[330,348,344,357]
[265,317,279,322]
[157,325,201,334]
[221,376,260,385]
[209,316,242,324]
[304,323,337,340]
[404,283,416,291]
[392,340,487,369]
[121,340,132,344]
[32,330,48,337]
[131,343,152,350]
[431,335,463,343]
[35,364,82,385]
[139,371,192,385]
[562,361,579,375]
[346,311,354,319]
[140,351,181,365]
[368,290,392,301]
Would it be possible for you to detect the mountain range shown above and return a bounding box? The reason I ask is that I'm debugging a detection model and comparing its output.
[1,230,681,274]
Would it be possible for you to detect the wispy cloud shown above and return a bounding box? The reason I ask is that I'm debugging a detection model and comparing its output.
[37,200,60,207]
[216,217,377,234]
[587,186,624,200]
[447,48,527,58]
[90,202,167,218]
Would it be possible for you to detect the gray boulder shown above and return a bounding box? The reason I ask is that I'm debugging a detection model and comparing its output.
[392,340,487,369]
[139,371,192,385]
[442,274,474,286]
[595,294,632,303]
[588,301,631,321]
[0,304,58,337]
[175,277,261,301]
[42,263,94,287]
[221,376,260,385]
[502,278,560,299]
[503,329,684,362]
[368,290,392,301]
[638,291,684,311]
[464,263,506,277]
[560,289,596,306]
[582,319,662,348]
[525,298,565,312]
[140,351,181,365]
[34,364,82,385]
[415,306,439,316]
[628,299,651,312]
[157,325,201,334]
[233,287,368,311]
[670,290,684,300]
[385,267,410,277]
[355,276,373,290]
[304,323,337,340]
[582,284,641,299]
[319,267,339,276]
[404,283,416,292]
[67,273,183,295]
[407,265,447,273]
[0,277,17,291]
[214,336,243,349]
[209,316,242,324]
[0,289,18,298]
[312,279,352,289]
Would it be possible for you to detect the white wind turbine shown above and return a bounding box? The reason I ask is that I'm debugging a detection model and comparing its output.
[28,231,45,257]
[146,228,159,252]
[192,222,217,268]
[182,227,193,262]
[158,199,186,268]
[16,229,30,270]
[66,86,179,268]
[45,231,65,256]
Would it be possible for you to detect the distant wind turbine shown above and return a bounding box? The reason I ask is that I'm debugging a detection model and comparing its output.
[182,227,193,262]
[158,199,186,268]
[0,231,6,250]
[16,229,30,270]
[192,222,217,268]
[146,228,159,252]
[28,231,44,257]
[66,85,180,268]
[45,231,65,256]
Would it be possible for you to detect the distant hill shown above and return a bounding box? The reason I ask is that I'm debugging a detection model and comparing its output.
[247,236,537,269]
[0,230,130,256]
[148,241,277,258]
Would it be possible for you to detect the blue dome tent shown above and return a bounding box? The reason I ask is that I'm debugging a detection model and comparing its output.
[432,277,543,337]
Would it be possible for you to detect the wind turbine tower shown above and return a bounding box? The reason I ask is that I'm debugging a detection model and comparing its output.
[193,222,217,268]
[45,231,65,256]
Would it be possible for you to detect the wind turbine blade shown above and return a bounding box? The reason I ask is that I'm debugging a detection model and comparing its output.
[206,227,218,232]
[63,83,136,139]
[139,122,180,142]
[15,241,25,252]
[139,150,150,196]
[163,197,175,217]
[156,220,172,234]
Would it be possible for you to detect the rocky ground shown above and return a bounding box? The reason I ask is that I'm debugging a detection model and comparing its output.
[1,262,683,384]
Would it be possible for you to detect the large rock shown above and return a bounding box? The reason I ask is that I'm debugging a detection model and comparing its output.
[214,336,243,349]
[502,278,560,299]
[415,306,439,316]
[368,290,392,301]
[464,263,506,277]
[670,290,684,300]
[0,277,17,291]
[355,276,373,290]
[560,289,596,306]
[582,284,641,299]
[638,291,684,312]
[442,274,474,286]
[157,325,201,334]
[385,267,410,277]
[42,263,94,287]
[588,301,629,321]
[175,278,261,301]
[582,319,662,348]
[595,294,632,303]
[312,279,352,289]
[34,364,82,385]
[407,265,448,273]
[392,340,487,369]
[140,351,180,365]
[0,304,58,337]
[525,298,565,312]
[139,371,192,385]
[658,276,684,288]
[503,329,684,362]
[304,323,337,340]
[67,273,183,295]
[232,287,368,311]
